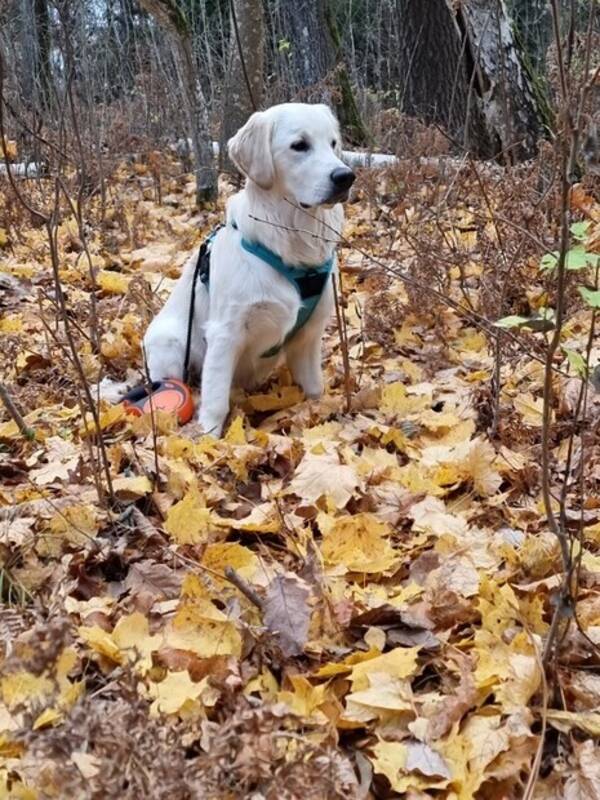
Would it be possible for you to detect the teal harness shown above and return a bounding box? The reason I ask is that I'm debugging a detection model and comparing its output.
[192,221,333,361]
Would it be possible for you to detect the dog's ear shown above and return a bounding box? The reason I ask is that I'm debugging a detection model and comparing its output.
[228,111,274,190]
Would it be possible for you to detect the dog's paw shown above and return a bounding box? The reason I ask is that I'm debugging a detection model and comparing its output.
[96,374,137,403]
[180,420,209,441]
[300,378,324,400]
[181,412,225,440]
[197,418,224,438]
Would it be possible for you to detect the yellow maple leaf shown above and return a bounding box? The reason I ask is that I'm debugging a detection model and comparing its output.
[369,741,409,792]
[164,486,216,544]
[166,600,242,657]
[396,462,446,496]
[78,625,123,664]
[97,270,131,295]
[514,392,548,426]
[48,504,99,547]
[246,384,304,411]
[278,675,329,721]
[111,475,153,500]
[1,671,53,710]
[439,712,534,800]
[33,707,63,730]
[349,646,420,691]
[495,650,541,710]
[321,513,398,574]
[380,382,429,415]
[97,403,128,431]
[201,542,259,582]
[0,734,25,759]
[219,503,280,534]
[289,447,361,508]
[344,674,413,722]
[148,672,218,717]
[0,314,22,333]
[112,612,161,674]
[314,648,380,678]
[546,709,600,737]
[224,415,246,444]
[244,667,279,699]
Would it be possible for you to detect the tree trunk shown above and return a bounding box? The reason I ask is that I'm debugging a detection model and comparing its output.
[139,0,217,205]
[396,0,545,161]
[460,0,546,161]
[280,0,368,144]
[507,0,552,71]
[282,0,335,90]
[18,0,54,113]
[219,0,264,174]
[32,0,53,112]
[396,0,494,157]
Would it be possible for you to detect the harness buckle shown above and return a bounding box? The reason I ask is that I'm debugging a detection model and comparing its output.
[296,271,329,300]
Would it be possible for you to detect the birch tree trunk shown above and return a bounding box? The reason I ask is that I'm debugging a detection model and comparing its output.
[396,0,545,161]
[139,0,217,205]
[460,0,546,161]
[219,0,264,174]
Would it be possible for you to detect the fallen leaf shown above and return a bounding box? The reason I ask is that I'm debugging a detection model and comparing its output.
[263,572,312,657]
[288,447,361,508]
[164,486,217,544]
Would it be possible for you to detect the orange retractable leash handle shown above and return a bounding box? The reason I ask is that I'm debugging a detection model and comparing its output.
[121,232,212,426]
[122,379,194,424]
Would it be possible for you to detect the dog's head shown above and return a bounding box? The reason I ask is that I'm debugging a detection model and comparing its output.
[227,103,355,208]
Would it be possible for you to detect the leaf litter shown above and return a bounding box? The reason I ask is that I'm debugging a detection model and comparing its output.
[0,154,600,798]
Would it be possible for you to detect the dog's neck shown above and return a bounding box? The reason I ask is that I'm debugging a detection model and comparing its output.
[227,182,343,267]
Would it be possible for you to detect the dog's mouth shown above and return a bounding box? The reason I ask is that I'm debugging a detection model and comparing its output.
[324,189,350,205]
[300,190,350,210]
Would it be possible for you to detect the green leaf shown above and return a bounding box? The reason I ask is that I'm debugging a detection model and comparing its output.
[579,286,600,308]
[494,315,531,329]
[570,221,590,241]
[540,247,598,271]
[565,247,598,270]
[495,309,555,332]
[563,348,587,378]
[540,252,558,271]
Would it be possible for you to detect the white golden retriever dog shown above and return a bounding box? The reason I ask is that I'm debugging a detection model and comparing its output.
[143,102,355,436]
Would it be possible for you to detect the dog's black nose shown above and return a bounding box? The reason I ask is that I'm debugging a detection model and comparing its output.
[330,167,356,191]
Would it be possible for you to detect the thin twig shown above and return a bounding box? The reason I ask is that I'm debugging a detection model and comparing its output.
[0,383,35,440]
[224,566,263,609]
[332,273,351,413]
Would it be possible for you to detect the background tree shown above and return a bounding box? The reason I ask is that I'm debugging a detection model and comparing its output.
[275,0,368,143]
[2,0,596,184]
[219,0,264,174]
[138,0,217,204]
[395,0,545,159]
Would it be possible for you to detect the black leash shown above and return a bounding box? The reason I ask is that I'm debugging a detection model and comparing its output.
[182,229,220,383]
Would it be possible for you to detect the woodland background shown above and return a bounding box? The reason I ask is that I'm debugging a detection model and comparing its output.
[1,1,600,799]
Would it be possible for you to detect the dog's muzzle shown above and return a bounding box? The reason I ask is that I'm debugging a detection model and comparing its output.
[325,166,356,203]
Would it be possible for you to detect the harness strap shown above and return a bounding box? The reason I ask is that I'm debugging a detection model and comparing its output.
[183,226,222,382]
[237,236,333,358]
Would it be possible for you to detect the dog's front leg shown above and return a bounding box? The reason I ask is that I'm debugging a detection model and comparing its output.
[286,325,325,399]
[197,320,242,437]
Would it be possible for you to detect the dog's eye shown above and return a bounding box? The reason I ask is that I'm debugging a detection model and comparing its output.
[291,140,309,152]
[331,139,337,148]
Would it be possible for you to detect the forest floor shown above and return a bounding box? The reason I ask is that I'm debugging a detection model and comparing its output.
[1,151,600,800]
